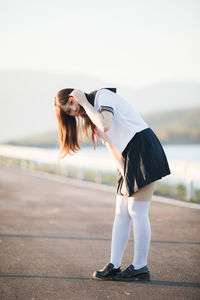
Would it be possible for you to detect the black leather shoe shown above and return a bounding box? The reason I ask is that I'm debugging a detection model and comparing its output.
[92,263,121,280]
[112,264,150,282]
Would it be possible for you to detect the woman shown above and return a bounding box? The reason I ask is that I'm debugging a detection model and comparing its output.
[54,87,171,282]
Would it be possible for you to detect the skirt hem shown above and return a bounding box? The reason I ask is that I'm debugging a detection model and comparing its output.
[116,128,171,197]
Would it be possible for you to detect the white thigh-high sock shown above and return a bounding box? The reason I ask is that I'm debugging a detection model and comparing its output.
[110,195,132,268]
[128,200,151,270]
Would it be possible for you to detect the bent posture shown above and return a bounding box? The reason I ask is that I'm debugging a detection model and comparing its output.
[54,87,171,281]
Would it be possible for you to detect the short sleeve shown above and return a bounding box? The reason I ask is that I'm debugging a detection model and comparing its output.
[95,89,117,115]
[98,105,114,115]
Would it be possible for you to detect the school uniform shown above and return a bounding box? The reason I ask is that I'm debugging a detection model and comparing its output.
[87,88,171,197]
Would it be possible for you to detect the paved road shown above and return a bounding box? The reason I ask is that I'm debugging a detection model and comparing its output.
[0,163,200,300]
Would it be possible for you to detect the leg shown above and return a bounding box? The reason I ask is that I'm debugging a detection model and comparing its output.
[92,195,132,280]
[129,181,156,201]
[110,195,132,268]
[128,182,156,269]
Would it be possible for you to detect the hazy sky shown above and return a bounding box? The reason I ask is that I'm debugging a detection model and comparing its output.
[1,0,200,88]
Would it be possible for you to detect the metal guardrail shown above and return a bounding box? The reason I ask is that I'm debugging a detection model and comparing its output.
[0,155,117,185]
[168,159,200,201]
[0,145,200,202]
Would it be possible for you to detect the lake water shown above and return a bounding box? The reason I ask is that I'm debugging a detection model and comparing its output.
[77,144,200,163]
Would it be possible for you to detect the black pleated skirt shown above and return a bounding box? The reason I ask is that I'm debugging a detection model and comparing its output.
[117,127,171,197]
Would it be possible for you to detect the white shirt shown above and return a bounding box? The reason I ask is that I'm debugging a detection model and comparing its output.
[94,88,149,154]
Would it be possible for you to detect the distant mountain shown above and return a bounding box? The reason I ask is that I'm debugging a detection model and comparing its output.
[1,69,200,143]
[4,106,200,148]
[143,106,200,144]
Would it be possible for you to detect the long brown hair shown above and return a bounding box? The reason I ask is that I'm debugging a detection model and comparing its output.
[54,88,97,159]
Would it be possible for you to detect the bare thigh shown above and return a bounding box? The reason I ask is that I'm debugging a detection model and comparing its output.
[129,181,157,202]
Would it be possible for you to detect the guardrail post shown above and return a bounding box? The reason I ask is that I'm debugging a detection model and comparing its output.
[186,180,194,201]
[95,171,102,184]
[78,168,85,180]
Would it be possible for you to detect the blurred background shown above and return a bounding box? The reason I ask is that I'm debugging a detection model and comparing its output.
[1,0,200,202]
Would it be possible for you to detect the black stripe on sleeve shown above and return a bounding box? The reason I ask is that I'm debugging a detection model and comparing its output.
[98,105,114,115]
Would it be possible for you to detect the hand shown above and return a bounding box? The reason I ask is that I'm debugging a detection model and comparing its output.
[121,180,128,197]
[69,89,89,106]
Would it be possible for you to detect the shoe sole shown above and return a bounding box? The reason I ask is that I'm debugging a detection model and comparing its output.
[92,274,114,280]
[112,271,151,282]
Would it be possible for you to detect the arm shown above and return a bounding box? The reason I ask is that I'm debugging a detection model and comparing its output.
[83,102,113,132]
[70,89,113,132]
[94,127,125,177]
[94,127,128,196]
[105,142,125,178]
[106,141,128,196]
